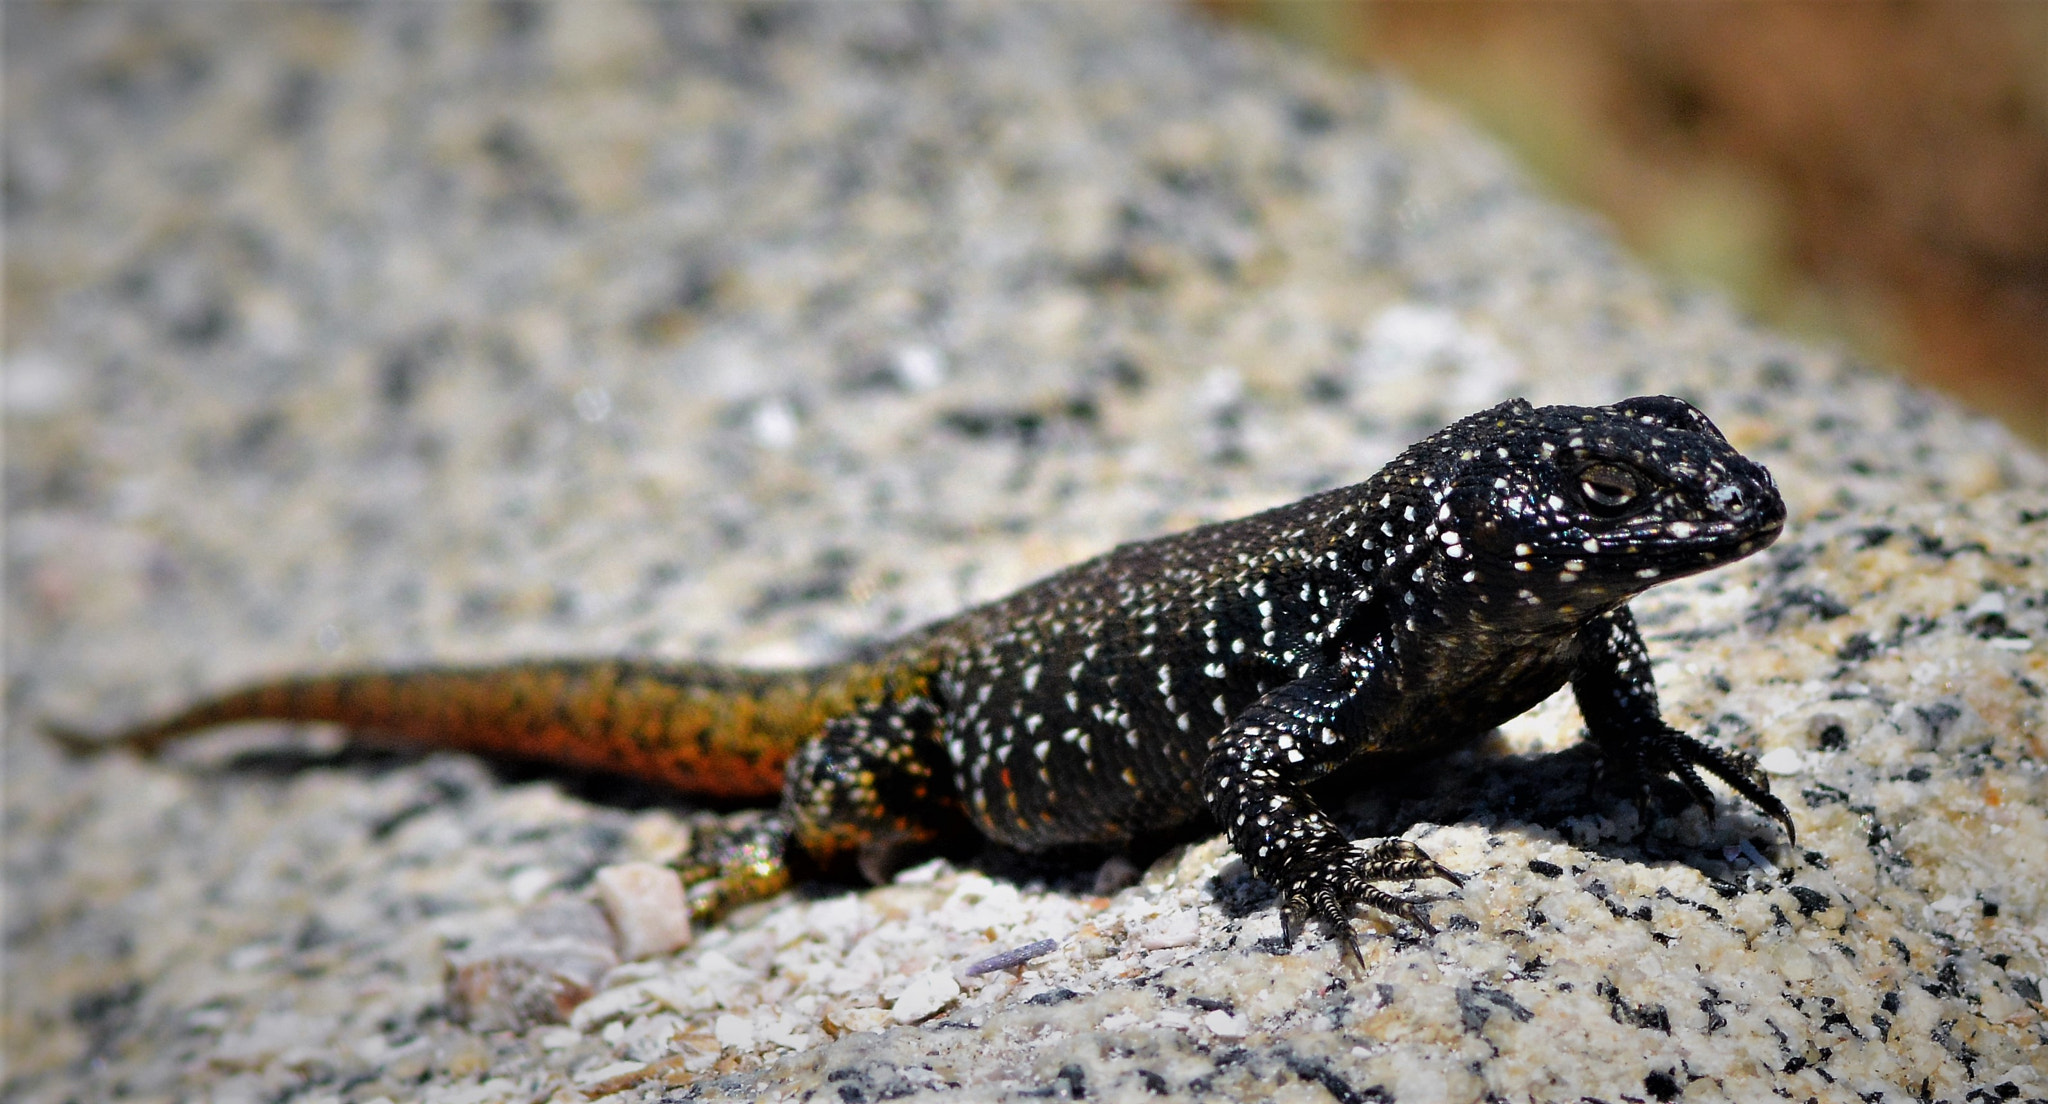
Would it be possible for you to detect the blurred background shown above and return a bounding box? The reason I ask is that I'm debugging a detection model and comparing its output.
[1203,1,2048,445]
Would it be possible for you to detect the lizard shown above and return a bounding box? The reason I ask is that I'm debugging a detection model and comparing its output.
[52,395,1794,960]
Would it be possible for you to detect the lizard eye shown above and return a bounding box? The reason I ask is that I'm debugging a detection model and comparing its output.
[1577,463,1641,515]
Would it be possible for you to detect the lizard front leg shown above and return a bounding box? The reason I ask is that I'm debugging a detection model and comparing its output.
[1571,606,1795,843]
[1202,648,1462,964]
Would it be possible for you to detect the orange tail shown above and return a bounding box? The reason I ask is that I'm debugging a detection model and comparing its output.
[50,659,920,800]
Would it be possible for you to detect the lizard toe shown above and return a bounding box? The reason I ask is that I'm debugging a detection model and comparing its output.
[1356,838,1467,887]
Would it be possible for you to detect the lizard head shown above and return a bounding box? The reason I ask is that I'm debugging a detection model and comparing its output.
[1418,395,1785,629]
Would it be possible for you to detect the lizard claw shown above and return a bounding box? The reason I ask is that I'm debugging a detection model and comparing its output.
[1275,838,1462,963]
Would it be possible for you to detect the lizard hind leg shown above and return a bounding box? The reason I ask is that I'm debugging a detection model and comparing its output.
[783,698,967,886]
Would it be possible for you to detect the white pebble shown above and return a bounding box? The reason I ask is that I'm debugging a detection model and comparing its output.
[593,863,691,960]
[535,1026,581,1050]
[569,982,657,1031]
[1203,1009,1249,1037]
[1756,747,1804,776]
[714,1013,756,1050]
[1135,911,1201,950]
[890,970,961,1023]
[893,858,951,885]
[505,866,554,904]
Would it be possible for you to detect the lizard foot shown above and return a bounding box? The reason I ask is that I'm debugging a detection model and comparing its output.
[673,811,794,924]
[1276,838,1464,967]
[1614,724,1796,847]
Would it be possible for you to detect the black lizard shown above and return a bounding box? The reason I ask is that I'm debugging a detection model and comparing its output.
[56,395,1793,959]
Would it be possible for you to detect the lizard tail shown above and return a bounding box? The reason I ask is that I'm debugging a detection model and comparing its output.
[46,659,916,801]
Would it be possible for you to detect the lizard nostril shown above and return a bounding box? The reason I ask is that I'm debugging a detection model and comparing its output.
[1711,483,1750,517]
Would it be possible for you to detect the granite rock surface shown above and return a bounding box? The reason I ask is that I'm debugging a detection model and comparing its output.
[5,5,2045,1103]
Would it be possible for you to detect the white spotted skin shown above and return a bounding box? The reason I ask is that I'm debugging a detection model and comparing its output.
[785,397,1792,939]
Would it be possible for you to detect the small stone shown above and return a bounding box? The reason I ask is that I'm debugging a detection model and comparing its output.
[535,1026,582,1050]
[714,1013,756,1050]
[759,1010,816,1051]
[893,858,951,885]
[594,862,691,960]
[446,901,619,1033]
[1135,911,1201,950]
[890,970,961,1023]
[1202,1009,1249,1037]
[1757,747,1804,775]
[506,866,555,904]
[826,1006,893,1035]
[625,811,691,864]
[568,983,658,1032]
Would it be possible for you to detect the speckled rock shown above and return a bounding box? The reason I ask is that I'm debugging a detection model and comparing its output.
[5,5,2045,1104]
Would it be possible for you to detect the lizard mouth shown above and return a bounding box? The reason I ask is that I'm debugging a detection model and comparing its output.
[1610,470,1787,559]
[1581,510,1784,576]
[1689,515,1784,561]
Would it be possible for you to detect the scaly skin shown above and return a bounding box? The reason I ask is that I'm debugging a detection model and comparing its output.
[57,396,1795,959]
[63,660,921,800]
